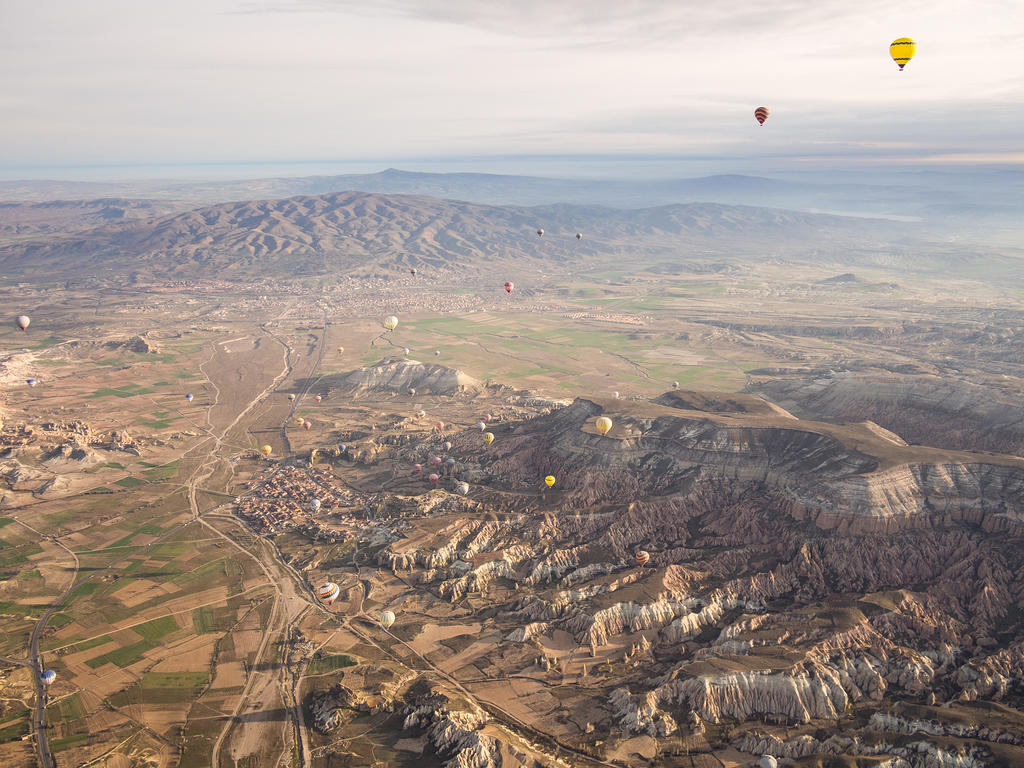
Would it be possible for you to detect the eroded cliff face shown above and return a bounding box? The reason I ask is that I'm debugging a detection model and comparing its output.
[364,391,1024,766]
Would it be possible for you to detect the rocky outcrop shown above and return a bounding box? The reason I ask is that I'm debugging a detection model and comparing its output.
[404,699,498,768]
[333,357,481,396]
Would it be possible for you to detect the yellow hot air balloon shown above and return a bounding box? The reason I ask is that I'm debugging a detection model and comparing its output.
[380,609,396,629]
[595,416,613,436]
[260,445,273,457]
[635,550,650,566]
[337,346,344,355]
[544,475,555,487]
[383,315,399,331]
[483,431,494,445]
[890,37,915,70]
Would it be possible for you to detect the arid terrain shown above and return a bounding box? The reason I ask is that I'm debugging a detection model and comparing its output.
[0,184,1022,768]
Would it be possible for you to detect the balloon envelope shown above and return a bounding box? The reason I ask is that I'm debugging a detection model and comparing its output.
[889,37,915,70]
[443,441,452,451]
[260,445,273,456]
[432,456,442,466]
[483,432,494,445]
[185,393,194,402]
[413,463,422,473]
[26,378,37,387]
[635,550,650,566]
[544,475,555,487]
[310,498,322,511]
[576,232,582,240]
[384,315,399,331]
[536,229,544,237]
[504,281,514,294]
[754,106,770,125]
[317,582,340,604]
[41,670,56,685]
[315,395,322,403]
[595,416,613,436]
[16,315,30,331]
[477,421,486,431]
[428,473,439,484]
[338,444,346,452]
[380,610,396,629]
[457,482,469,495]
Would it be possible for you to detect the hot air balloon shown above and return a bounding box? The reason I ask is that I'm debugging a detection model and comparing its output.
[890,37,915,70]
[304,421,311,431]
[338,444,346,453]
[315,395,322,403]
[288,393,296,401]
[457,481,469,495]
[444,457,456,468]
[260,445,273,457]
[26,378,37,387]
[337,346,344,355]
[576,232,582,240]
[41,670,56,686]
[296,418,305,427]
[185,393,194,402]
[412,463,422,474]
[428,473,439,485]
[415,409,426,419]
[477,421,486,432]
[434,350,440,357]
[672,381,679,390]
[410,267,417,276]
[16,315,30,331]
[483,432,494,445]
[317,582,340,605]
[435,421,445,432]
[504,281,514,294]
[754,106,770,125]
[432,456,442,466]
[484,414,492,423]
[408,387,416,396]
[403,347,410,355]
[613,391,619,399]
[544,475,555,487]
[595,416,613,436]
[309,498,322,512]
[536,229,544,237]
[635,550,650,566]
[384,315,399,331]
[758,757,778,768]
[443,441,452,451]
[380,610,396,629]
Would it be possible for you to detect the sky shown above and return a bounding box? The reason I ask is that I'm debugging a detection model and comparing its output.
[1,0,1023,179]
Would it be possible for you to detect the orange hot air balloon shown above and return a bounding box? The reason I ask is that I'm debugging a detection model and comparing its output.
[754,106,770,125]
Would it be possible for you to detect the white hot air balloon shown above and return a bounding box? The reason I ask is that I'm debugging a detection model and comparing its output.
[380,609,396,629]
[309,498,322,512]
[16,315,30,331]
[457,481,469,495]
[317,582,340,605]
[41,670,56,686]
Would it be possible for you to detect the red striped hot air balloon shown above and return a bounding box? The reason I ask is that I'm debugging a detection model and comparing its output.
[635,550,651,567]
[754,107,770,125]
[428,473,439,485]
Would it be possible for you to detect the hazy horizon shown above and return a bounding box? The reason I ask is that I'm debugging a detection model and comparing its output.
[3,0,1023,180]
